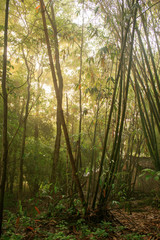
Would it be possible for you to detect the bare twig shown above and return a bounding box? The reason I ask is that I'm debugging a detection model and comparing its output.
[8,80,28,95]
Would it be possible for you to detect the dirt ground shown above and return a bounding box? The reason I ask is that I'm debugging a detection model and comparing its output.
[110,206,160,239]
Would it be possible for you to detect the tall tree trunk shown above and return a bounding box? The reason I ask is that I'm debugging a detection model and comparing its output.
[98,0,138,207]
[76,0,84,170]
[132,58,160,131]
[9,149,17,193]
[86,90,100,211]
[19,48,30,200]
[0,0,10,236]
[49,5,63,185]
[92,11,132,209]
[136,27,160,113]
[8,100,25,194]
[40,0,86,207]
[139,5,160,92]
[134,73,160,170]
[66,94,69,196]
[33,73,41,193]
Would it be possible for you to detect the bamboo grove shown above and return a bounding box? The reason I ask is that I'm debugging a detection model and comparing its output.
[0,0,159,235]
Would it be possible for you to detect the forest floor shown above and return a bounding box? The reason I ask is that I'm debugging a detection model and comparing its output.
[110,206,160,239]
[1,195,160,239]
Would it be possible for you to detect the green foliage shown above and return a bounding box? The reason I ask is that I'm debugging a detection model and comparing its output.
[80,224,92,238]
[0,0,160,238]
[18,200,24,216]
[139,169,160,182]
[124,233,146,240]
[39,183,53,197]
[47,231,76,240]
[1,210,33,240]
[55,201,66,212]
[92,228,108,238]
[1,234,23,240]
[24,138,52,193]
[1,208,153,240]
